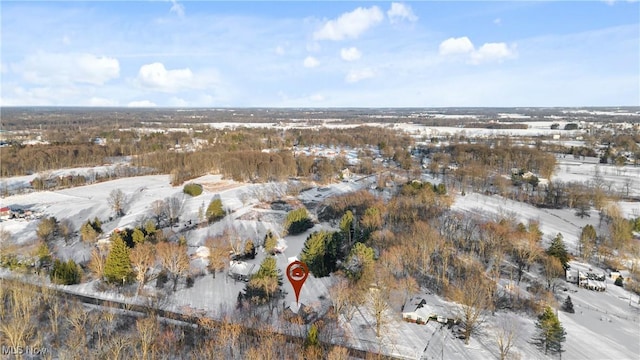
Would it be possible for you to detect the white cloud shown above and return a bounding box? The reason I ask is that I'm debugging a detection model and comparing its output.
[275,46,285,55]
[136,62,197,92]
[470,42,517,64]
[387,3,418,23]
[62,35,71,45]
[15,52,120,85]
[314,6,384,41]
[346,68,375,83]
[170,0,185,17]
[340,47,362,61]
[303,56,320,68]
[493,18,502,25]
[88,97,118,106]
[439,37,475,56]
[128,100,157,107]
[439,37,517,64]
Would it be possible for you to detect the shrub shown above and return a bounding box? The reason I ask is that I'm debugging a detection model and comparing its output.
[186,276,195,288]
[614,275,624,287]
[183,183,203,197]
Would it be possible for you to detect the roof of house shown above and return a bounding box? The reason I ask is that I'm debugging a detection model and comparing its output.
[229,261,255,276]
[402,296,450,319]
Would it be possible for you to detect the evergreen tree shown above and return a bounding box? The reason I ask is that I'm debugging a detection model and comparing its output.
[301,231,328,277]
[245,256,282,303]
[283,208,314,235]
[50,259,81,285]
[35,241,52,271]
[244,240,256,259]
[254,256,282,283]
[132,228,146,245]
[339,210,354,245]
[80,222,99,242]
[561,296,575,314]
[614,275,624,287]
[304,323,320,349]
[533,306,566,356]
[104,235,134,285]
[93,217,102,230]
[345,242,375,282]
[547,233,570,270]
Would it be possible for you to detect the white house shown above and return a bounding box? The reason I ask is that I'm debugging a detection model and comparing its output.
[228,261,255,282]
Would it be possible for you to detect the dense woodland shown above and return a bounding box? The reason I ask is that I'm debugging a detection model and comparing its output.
[1,109,639,358]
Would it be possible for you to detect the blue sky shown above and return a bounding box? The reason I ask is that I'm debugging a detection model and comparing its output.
[1,1,638,107]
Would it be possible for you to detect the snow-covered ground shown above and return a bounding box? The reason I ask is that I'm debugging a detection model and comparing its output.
[554,157,640,198]
[2,167,639,359]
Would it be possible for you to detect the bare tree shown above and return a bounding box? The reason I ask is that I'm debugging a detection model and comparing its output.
[329,278,359,321]
[495,315,520,360]
[542,255,564,292]
[107,336,131,360]
[451,268,493,345]
[368,265,393,338]
[108,189,126,217]
[130,242,157,295]
[156,242,190,291]
[47,293,63,336]
[136,316,158,360]
[58,218,74,243]
[88,246,108,279]
[369,286,391,338]
[67,302,89,334]
[36,216,58,242]
[0,286,36,354]
[151,199,168,226]
[327,346,350,360]
[511,231,543,284]
[206,235,230,278]
[166,195,184,226]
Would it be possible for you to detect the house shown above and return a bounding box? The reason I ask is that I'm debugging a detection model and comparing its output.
[401,297,447,325]
[0,206,11,220]
[610,271,622,282]
[228,261,255,282]
[565,269,579,284]
[193,246,210,259]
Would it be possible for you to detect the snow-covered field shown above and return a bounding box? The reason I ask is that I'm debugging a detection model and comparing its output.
[554,157,640,198]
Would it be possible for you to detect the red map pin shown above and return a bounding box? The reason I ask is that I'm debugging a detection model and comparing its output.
[286,260,309,306]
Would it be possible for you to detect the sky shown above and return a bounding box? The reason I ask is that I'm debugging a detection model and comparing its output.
[1,1,638,108]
